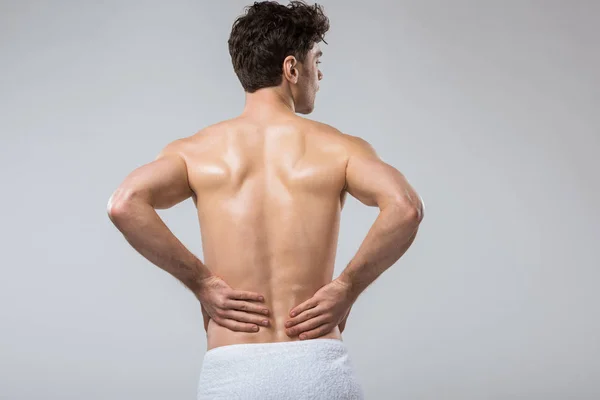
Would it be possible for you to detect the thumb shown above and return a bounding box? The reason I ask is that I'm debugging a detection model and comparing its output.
[339,307,352,331]
[200,304,210,332]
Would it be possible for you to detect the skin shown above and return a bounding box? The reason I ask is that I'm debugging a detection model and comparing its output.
[107,43,424,351]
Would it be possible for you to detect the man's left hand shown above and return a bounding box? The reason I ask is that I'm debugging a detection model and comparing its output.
[195,275,270,333]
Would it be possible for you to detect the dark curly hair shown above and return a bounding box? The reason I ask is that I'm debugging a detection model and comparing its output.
[228,1,330,93]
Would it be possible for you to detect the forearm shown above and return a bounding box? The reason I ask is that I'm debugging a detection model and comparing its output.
[338,205,421,301]
[107,199,213,295]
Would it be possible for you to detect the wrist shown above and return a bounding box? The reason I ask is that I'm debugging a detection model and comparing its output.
[335,274,358,302]
[190,268,216,298]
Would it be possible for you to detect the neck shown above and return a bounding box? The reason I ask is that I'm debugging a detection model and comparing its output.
[241,87,296,118]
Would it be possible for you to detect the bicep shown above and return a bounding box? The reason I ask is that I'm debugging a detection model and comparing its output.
[111,144,194,210]
[344,139,422,212]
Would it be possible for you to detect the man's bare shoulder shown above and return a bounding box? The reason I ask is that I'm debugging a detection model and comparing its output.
[301,118,376,157]
[170,119,239,153]
[169,117,376,159]
[297,118,340,136]
[190,119,237,140]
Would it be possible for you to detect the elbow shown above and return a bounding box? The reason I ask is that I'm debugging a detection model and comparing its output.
[106,188,137,221]
[413,193,425,223]
[389,194,424,224]
[404,205,423,224]
[107,198,127,223]
[107,202,126,222]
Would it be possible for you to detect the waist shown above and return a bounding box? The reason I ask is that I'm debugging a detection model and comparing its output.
[206,319,342,352]
[205,337,346,358]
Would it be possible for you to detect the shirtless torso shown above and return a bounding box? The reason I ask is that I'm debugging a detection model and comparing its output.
[173,114,361,351]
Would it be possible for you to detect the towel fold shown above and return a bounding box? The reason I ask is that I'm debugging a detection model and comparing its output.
[197,338,364,400]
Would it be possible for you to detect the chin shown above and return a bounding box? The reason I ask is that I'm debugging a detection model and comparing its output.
[297,104,315,115]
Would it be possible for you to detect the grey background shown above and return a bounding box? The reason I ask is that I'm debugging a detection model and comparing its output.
[1,0,599,399]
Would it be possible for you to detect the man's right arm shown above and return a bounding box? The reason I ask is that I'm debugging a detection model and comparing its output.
[337,135,424,301]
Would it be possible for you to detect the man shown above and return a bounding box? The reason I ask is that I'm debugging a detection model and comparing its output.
[107,1,424,399]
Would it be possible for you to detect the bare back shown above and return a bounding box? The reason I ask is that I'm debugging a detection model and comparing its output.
[179,115,351,350]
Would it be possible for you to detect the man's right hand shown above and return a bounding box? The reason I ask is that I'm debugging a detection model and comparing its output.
[195,275,270,333]
[285,278,356,339]
[338,305,352,333]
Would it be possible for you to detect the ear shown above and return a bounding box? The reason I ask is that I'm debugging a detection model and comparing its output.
[282,55,299,84]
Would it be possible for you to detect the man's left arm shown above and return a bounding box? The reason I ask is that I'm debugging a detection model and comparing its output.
[107,140,270,333]
[107,140,211,292]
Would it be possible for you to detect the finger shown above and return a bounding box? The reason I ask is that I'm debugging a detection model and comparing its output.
[226,300,270,316]
[222,310,270,327]
[299,323,335,340]
[286,314,329,337]
[289,298,319,317]
[215,317,260,333]
[285,306,321,328]
[229,290,265,302]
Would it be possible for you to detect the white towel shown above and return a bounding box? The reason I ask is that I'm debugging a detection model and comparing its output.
[197,338,364,399]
